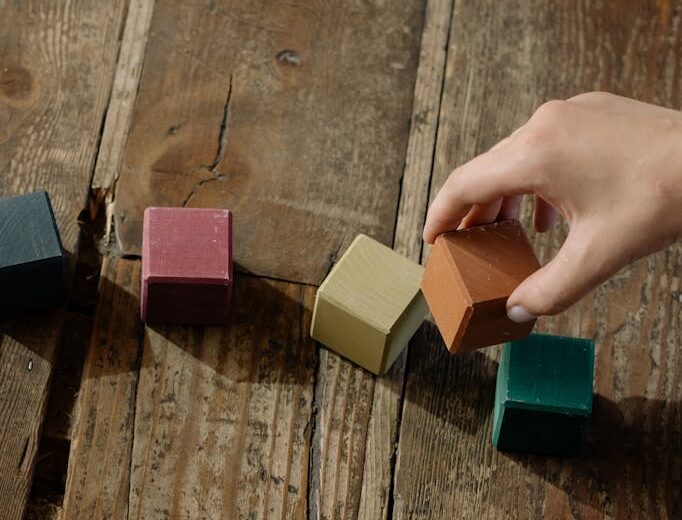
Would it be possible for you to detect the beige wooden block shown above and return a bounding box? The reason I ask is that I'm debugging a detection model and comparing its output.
[311,234,427,374]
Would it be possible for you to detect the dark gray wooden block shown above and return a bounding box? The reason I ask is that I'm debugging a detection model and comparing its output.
[0,191,67,314]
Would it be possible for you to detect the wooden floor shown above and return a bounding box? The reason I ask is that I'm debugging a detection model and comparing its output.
[2,0,681,519]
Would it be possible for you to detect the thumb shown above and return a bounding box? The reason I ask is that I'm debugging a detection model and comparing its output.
[506,225,613,321]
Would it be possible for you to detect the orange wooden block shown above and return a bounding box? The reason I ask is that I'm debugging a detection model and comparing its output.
[421,220,540,353]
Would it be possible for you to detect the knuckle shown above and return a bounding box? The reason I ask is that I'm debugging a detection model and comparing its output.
[532,99,571,125]
[517,100,571,169]
[569,91,615,104]
[515,126,554,171]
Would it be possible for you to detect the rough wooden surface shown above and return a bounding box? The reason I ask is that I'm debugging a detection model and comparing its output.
[309,0,450,515]
[5,1,682,519]
[90,0,156,214]
[61,258,141,520]
[0,1,126,517]
[129,276,316,518]
[309,350,377,519]
[113,0,426,285]
[393,1,682,518]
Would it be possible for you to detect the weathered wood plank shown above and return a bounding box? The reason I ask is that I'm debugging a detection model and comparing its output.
[128,276,316,518]
[91,0,156,216]
[0,1,127,517]
[393,1,682,518]
[309,0,451,516]
[112,0,426,285]
[62,257,142,520]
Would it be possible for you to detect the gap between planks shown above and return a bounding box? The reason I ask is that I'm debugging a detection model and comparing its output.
[60,0,453,517]
[308,0,455,518]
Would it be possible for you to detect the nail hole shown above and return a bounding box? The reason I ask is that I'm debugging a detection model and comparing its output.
[276,50,301,66]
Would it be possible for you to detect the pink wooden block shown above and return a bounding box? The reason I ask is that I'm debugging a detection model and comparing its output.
[141,207,233,324]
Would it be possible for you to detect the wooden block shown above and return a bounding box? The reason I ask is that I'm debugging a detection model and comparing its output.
[141,207,232,324]
[0,192,67,314]
[310,234,427,375]
[421,220,540,353]
[492,334,595,455]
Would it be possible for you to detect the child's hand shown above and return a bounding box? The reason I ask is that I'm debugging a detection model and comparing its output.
[423,92,682,322]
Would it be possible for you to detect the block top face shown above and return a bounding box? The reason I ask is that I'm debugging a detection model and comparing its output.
[502,334,595,414]
[318,234,423,333]
[435,220,540,304]
[143,207,232,284]
[0,191,64,270]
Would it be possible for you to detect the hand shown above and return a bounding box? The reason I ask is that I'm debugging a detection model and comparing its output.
[423,92,682,322]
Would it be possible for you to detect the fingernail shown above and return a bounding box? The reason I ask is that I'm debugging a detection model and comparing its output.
[507,305,537,323]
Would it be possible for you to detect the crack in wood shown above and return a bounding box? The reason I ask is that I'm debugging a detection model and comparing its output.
[126,327,146,520]
[209,74,233,172]
[17,437,30,472]
[180,174,224,208]
[181,75,233,208]
[384,0,458,515]
[307,358,324,520]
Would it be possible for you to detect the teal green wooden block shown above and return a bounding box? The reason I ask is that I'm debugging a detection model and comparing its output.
[492,334,595,455]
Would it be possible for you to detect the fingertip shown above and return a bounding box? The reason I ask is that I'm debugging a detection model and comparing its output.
[460,200,503,229]
[422,212,437,244]
[422,207,465,245]
[499,195,523,222]
[507,305,537,323]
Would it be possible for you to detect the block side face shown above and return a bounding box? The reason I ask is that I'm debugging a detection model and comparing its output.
[506,334,595,413]
[311,293,386,374]
[320,234,423,333]
[459,297,535,352]
[492,344,512,447]
[143,280,231,324]
[441,220,540,303]
[0,255,66,314]
[381,290,428,374]
[421,241,471,351]
[494,406,589,455]
[145,207,232,283]
[0,191,64,269]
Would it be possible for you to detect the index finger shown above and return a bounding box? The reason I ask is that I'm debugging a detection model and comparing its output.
[422,144,536,243]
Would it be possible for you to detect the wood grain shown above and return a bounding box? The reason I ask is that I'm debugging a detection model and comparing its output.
[309,0,451,515]
[112,0,426,285]
[90,0,156,218]
[393,1,682,518]
[62,257,142,520]
[128,276,316,519]
[0,1,126,517]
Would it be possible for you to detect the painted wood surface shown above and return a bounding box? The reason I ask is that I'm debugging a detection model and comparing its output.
[422,221,540,353]
[393,1,682,518]
[0,192,63,269]
[0,192,67,314]
[311,235,425,374]
[112,0,426,285]
[141,208,233,324]
[0,1,126,517]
